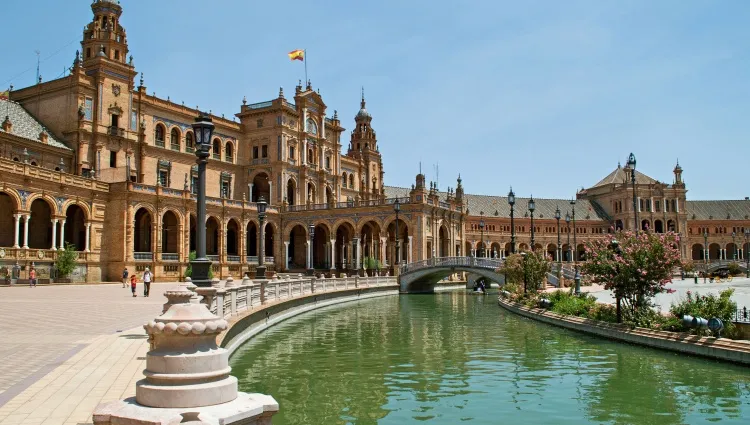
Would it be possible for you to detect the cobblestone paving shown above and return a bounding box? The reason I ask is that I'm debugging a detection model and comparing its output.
[0,283,174,411]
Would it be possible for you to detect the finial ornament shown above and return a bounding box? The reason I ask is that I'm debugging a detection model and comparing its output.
[139,72,144,87]
[242,96,247,105]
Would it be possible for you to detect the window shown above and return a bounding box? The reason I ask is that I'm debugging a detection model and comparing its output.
[130,110,137,130]
[225,142,233,162]
[114,50,120,60]
[84,97,93,121]
[646,199,651,212]
[253,146,259,159]
[325,156,331,170]
[158,170,169,186]
[262,145,268,158]
[170,128,180,151]
[155,124,165,147]
[306,118,318,135]
[289,146,295,159]
[342,172,348,188]
[109,151,116,168]
[185,132,194,152]
[349,174,355,189]
[257,119,264,128]
[276,116,282,125]
[190,166,198,195]
[86,48,91,59]
[220,172,232,199]
[307,149,314,164]
[157,160,171,187]
[111,114,119,128]
[212,139,221,160]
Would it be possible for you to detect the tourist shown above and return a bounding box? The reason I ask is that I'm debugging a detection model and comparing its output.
[143,267,152,297]
[29,267,37,288]
[122,267,129,288]
[130,274,137,297]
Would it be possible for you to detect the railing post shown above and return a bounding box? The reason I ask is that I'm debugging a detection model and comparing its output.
[260,280,267,305]
[230,288,237,316]
[216,290,225,318]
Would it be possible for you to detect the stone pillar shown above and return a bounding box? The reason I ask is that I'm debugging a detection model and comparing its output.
[268,182,273,205]
[284,241,290,270]
[353,237,361,270]
[50,219,58,250]
[59,220,66,249]
[330,239,336,270]
[380,237,387,264]
[248,183,253,201]
[85,223,91,252]
[22,214,30,249]
[408,235,413,263]
[13,214,21,248]
[305,241,311,269]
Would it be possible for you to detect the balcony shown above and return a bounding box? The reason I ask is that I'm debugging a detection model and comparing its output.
[155,139,165,148]
[108,126,125,137]
[227,255,241,263]
[161,253,179,261]
[212,153,220,160]
[252,158,270,166]
[170,144,180,151]
[134,252,153,261]
[207,255,220,262]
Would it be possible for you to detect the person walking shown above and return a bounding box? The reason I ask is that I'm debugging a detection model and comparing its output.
[130,274,137,297]
[122,267,129,288]
[143,267,152,297]
[29,267,37,288]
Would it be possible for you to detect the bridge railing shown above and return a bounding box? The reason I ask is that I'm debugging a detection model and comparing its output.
[400,256,503,275]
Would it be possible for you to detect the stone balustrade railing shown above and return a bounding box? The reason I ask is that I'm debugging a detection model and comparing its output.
[208,275,397,319]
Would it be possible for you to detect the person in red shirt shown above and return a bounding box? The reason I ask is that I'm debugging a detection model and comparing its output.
[29,268,37,288]
[130,274,137,297]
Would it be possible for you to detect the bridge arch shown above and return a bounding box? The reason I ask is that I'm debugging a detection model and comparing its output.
[399,257,505,293]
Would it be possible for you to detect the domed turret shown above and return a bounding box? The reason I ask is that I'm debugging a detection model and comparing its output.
[355,88,371,120]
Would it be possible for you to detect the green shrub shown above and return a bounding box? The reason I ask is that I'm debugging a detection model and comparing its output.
[727,262,742,276]
[587,304,618,323]
[669,289,737,337]
[363,256,381,270]
[55,243,78,277]
[546,290,597,317]
[184,251,214,279]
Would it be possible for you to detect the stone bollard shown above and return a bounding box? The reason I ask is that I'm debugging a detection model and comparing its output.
[225,276,236,288]
[92,281,278,424]
[242,276,251,286]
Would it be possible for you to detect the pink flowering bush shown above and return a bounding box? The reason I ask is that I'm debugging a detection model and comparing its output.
[581,230,681,318]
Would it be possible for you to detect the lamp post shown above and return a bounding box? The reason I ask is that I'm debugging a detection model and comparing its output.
[394,198,401,274]
[256,196,267,279]
[528,197,536,250]
[571,198,577,263]
[508,188,516,254]
[732,231,737,261]
[555,207,561,266]
[703,231,708,265]
[627,153,638,233]
[745,229,749,278]
[307,223,315,276]
[479,212,485,258]
[565,212,571,262]
[190,113,214,287]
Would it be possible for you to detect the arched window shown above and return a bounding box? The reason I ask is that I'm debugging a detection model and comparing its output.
[306,118,318,135]
[170,128,180,151]
[155,124,166,146]
[342,172,348,188]
[349,174,355,189]
[212,138,221,160]
[185,131,194,152]
[307,148,314,164]
[225,142,234,163]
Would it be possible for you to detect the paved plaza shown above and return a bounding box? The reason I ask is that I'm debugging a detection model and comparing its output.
[0,283,176,425]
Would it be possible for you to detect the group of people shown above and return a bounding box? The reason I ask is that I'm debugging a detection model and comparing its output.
[121,267,152,297]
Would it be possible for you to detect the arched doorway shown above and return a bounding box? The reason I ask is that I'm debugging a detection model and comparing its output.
[161,211,179,254]
[246,222,258,258]
[518,243,529,252]
[286,178,296,206]
[206,217,220,256]
[577,244,585,261]
[325,186,334,205]
[562,243,571,261]
[615,220,623,231]
[64,204,86,251]
[744,242,750,261]
[667,220,676,232]
[252,173,270,203]
[28,199,52,249]
[654,220,664,233]
[386,219,409,266]
[708,243,720,260]
[335,222,355,269]
[264,223,274,258]
[641,220,650,232]
[0,192,16,247]
[727,243,739,261]
[438,225,449,257]
[288,225,307,269]
[691,244,704,261]
[226,219,240,256]
[504,242,513,257]
[312,223,330,269]
[490,242,502,259]
[547,244,557,261]
[466,241,474,257]
[134,208,152,253]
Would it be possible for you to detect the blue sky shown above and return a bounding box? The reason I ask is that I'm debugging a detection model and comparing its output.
[2,0,749,200]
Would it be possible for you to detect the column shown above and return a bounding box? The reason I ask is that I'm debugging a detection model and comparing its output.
[13,214,21,248]
[284,241,290,270]
[408,236,413,263]
[330,239,336,270]
[59,220,66,249]
[305,241,311,269]
[84,223,91,252]
[248,183,253,201]
[268,182,273,205]
[22,214,30,249]
[302,140,307,165]
[380,237,387,265]
[353,237,361,270]
[50,219,58,250]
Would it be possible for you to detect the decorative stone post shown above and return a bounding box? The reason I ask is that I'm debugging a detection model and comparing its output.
[92,282,278,424]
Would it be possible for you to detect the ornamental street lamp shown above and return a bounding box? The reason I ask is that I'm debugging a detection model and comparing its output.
[732,231,737,260]
[307,223,315,276]
[627,153,638,233]
[555,207,561,266]
[394,198,401,272]
[256,196,268,279]
[703,231,709,264]
[190,113,215,287]
[571,198,577,263]
[508,187,516,254]
[745,229,750,278]
[528,197,536,250]
[565,212,571,262]
[479,212,486,258]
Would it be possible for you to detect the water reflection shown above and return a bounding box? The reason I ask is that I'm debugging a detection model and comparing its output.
[230,293,750,424]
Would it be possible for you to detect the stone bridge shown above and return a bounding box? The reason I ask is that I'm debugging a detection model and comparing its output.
[399,257,505,293]
[696,260,749,274]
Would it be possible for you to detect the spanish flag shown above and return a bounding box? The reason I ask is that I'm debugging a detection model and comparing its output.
[288,49,305,61]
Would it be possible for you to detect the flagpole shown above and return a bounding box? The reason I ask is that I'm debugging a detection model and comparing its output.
[304,49,308,85]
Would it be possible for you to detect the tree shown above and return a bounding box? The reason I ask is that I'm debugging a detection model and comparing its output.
[55,242,78,277]
[498,251,550,293]
[581,230,681,320]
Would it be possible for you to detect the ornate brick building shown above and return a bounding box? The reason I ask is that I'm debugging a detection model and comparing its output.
[0,1,748,282]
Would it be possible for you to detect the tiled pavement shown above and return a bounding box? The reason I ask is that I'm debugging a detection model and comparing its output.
[0,283,178,425]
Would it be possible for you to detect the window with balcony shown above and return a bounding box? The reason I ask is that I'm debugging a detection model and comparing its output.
[185,132,194,153]
[155,124,166,147]
[220,172,232,199]
[212,139,221,160]
[225,142,234,163]
[170,128,180,151]
[325,155,331,170]
[289,146,295,160]
[262,145,268,158]
[109,151,116,168]
[157,160,171,187]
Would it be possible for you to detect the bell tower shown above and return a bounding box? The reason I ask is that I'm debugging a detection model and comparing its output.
[673,160,684,185]
[81,0,131,68]
[348,88,384,201]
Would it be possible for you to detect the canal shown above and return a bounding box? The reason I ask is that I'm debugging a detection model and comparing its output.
[230,292,750,424]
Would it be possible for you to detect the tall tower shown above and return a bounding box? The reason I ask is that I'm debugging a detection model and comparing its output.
[82,0,131,67]
[673,160,684,186]
[348,89,384,201]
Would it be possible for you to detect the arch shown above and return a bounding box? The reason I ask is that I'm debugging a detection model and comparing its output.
[161,210,179,253]
[185,131,194,151]
[0,192,17,247]
[342,172,348,188]
[252,172,270,203]
[62,200,91,222]
[615,219,624,231]
[288,224,308,270]
[286,177,296,206]
[667,220,676,232]
[744,242,750,261]
[226,219,240,256]
[206,216,220,255]
[155,123,166,145]
[28,199,53,249]
[170,127,181,149]
[641,219,650,232]
[333,221,356,269]
[561,243,571,262]
[438,225,449,257]
[264,222,275,257]
[134,208,153,253]
[306,117,318,135]
[547,243,558,261]
[312,222,331,269]
[27,193,59,217]
[387,218,409,266]
[307,181,316,204]
[225,141,234,163]
[490,242,502,259]
[726,243,739,261]
[349,174,355,189]
[246,221,258,257]
[518,243,529,252]
[654,219,664,233]
[307,148,315,165]
[576,244,585,261]
[325,185,334,204]
[708,243,721,260]
[504,242,513,257]
[359,220,381,261]
[691,244,704,261]
[212,138,221,159]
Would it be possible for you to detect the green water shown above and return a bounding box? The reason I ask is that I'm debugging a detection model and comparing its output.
[230,292,750,424]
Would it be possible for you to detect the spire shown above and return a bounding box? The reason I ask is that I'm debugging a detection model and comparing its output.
[278,87,284,99]
[361,86,365,109]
